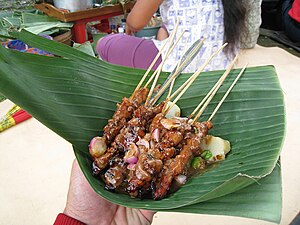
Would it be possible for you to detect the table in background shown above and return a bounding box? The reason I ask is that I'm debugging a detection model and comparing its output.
[35,2,134,43]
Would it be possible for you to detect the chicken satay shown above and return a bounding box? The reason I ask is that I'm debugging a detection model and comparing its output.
[127,114,187,196]
[104,113,165,193]
[154,121,212,200]
[103,87,149,144]
[104,154,127,190]
[93,103,165,174]
[127,148,164,197]
[126,113,165,193]
[113,103,165,150]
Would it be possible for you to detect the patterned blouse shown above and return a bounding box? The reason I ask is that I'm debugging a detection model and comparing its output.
[153,0,262,73]
[153,0,229,73]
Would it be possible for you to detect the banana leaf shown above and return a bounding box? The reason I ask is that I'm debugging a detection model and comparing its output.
[0,95,6,102]
[0,30,285,223]
[0,11,73,37]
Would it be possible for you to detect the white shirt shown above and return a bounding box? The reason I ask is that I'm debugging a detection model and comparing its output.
[153,0,231,73]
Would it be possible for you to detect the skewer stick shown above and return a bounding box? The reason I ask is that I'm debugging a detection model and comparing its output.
[164,43,228,115]
[208,63,248,122]
[130,20,180,100]
[150,38,204,106]
[145,30,185,105]
[144,29,185,89]
[166,38,203,98]
[191,56,238,123]
[130,41,168,100]
[189,54,239,119]
[168,43,228,102]
[168,38,205,79]
[167,41,188,98]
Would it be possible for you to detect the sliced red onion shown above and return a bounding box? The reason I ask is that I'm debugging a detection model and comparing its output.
[136,138,150,149]
[125,143,139,156]
[127,163,136,170]
[89,136,107,158]
[124,156,138,164]
[175,175,187,185]
[89,137,97,148]
[152,128,160,142]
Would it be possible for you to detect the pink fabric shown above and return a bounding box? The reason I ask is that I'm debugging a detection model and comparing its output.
[96,34,162,70]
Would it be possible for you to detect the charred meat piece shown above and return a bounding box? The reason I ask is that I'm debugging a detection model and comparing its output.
[154,121,212,200]
[103,88,149,144]
[127,150,163,197]
[104,158,127,189]
[93,102,165,173]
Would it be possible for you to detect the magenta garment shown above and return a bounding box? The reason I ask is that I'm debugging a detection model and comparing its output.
[96,34,162,70]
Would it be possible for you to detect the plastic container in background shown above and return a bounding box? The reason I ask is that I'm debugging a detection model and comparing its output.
[134,25,160,39]
[53,0,93,12]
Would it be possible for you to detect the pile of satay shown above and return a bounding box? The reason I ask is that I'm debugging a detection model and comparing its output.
[88,22,248,200]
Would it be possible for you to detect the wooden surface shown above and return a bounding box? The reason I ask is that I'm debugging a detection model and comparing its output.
[35,2,134,22]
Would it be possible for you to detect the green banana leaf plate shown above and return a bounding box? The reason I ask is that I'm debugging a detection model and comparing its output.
[0,31,285,223]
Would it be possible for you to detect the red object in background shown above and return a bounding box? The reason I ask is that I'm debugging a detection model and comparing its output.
[289,0,300,22]
[35,3,134,43]
[0,107,32,132]
[87,19,110,42]
[12,110,32,124]
[72,13,122,43]
[95,19,110,33]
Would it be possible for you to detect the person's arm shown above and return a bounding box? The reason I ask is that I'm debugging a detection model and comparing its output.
[126,0,164,35]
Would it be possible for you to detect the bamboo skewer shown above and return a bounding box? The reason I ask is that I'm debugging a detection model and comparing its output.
[144,29,185,90]
[150,38,205,106]
[145,29,185,105]
[130,21,245,125]
[167,38,205,83]
[130,41,168,100]
[161,45,189,111]
[167,41,188,98]
[208,63,248,122]
[189,54,239,120]
[164,43,228,115]
[168,43,228,102]
[191,56,239,123]
[130,20,180,100]
[143,20,180,89]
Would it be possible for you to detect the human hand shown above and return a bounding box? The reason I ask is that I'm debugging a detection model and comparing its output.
[125,23,137,35]
[64,160,155,225]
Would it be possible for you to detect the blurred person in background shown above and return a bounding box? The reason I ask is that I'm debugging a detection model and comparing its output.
[96,0,262,72]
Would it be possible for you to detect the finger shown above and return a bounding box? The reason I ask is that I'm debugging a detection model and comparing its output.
[139,209,156,223]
